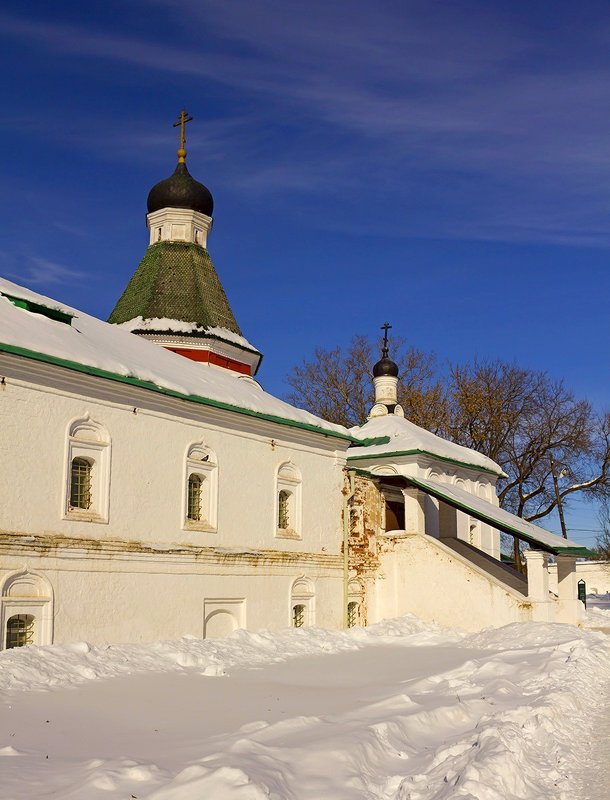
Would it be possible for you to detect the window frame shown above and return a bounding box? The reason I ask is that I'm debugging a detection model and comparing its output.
[0,569,54,651]
[63,417,111,523]
[290,577,314,627]
[275,462,302,539]
[183,444,218,532]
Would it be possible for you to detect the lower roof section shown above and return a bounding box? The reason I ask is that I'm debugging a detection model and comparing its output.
[403,475,592,556]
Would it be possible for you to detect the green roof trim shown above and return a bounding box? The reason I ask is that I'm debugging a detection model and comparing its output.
[0,341,361,444]
[347,436,390,448]
[347,448,502,477]
[404,475,594,556]
[1,293,73,326]
[108,241,241,334]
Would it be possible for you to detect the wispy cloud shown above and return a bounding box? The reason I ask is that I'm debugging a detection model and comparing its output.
[2,3,610,247]
[8,256,88,286]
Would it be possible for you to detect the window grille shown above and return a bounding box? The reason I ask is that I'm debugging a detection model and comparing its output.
[70,457,92,509]
[6,614,35,649]
[278,490,290,529]
[292,604,305,628]
[347,601,358,628]
[187,473,203,521]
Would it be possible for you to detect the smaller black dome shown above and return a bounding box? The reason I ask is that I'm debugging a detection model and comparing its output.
[147,162,214,216]
[373,356,399,378]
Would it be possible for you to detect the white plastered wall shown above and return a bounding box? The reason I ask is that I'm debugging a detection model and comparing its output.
[371,532,530,631]
[0,362,348,645]
[548,560,610,596]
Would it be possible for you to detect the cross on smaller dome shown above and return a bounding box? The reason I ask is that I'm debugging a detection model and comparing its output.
[373,322,398,377]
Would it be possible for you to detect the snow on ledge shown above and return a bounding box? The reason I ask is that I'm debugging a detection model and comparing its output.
[116,316,259,352]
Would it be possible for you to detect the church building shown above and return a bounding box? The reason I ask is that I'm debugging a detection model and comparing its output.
[0,114,590,651]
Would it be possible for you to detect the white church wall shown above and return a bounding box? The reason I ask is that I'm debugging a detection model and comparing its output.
[372,531,530,631]
[0,370,346,556]
[0,553,343,646]
[0,361,348,646]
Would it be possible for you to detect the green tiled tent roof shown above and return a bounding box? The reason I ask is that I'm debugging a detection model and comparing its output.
[108,242,241,334]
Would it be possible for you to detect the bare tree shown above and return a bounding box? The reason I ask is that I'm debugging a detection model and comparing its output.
[286,335,446,430]
[287,343,610,543]
[444,359,610,522]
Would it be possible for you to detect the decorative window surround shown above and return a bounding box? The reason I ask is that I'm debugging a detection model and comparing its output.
[290,577,315,627]
[0,569,54,650]
[183,443,218,532]
[275,462,302,539]
[64,416,111,523]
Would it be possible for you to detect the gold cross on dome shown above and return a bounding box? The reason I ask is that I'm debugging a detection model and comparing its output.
[173,110,193,163]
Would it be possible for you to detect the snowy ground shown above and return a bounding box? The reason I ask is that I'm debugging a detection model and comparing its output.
[1,614,609,800]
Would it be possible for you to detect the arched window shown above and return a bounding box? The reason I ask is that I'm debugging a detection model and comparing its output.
[187,474,203,521]
[1,569,54,650]
[290,577,314,627]
[347,579,364,628]
[70,457,92,510]
[184,444,218,530]
[5,614,34,649]
[276,462,302,538]
[65,417,111,521]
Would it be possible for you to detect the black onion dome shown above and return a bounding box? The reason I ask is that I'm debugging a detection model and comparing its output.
[147,162,214,216]
[373,356,399,378]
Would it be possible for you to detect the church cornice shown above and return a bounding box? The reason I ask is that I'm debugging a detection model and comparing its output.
[346,447,503,478]
[0,343,357,444]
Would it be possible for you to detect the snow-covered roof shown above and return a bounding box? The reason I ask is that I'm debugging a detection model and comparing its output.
[348,413,505,477]
[0,278,349,441]
[116,316,260,354]
[406,475,589,554]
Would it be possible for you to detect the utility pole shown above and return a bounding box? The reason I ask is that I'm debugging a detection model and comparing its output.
[550,455,568,539]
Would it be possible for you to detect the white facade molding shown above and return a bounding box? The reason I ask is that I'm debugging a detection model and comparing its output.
[63,415,111,523]
[183,442,218,532]
[203,597,245,638]
[0,568,54,649]
[290,576,315,626]
[139,332,262,376]
[147,207,213,247]
[275,461,302,540]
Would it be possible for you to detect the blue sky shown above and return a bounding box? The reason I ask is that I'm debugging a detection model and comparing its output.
[0,1,608,544]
